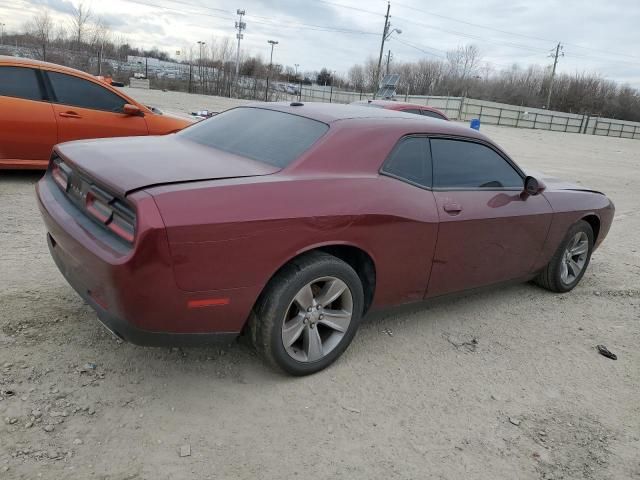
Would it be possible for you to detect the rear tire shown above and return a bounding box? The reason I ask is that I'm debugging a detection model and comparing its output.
[249,252,364,376]
[535,220,594,293]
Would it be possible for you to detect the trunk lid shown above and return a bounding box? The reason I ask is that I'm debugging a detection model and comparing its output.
[54,135,280,197]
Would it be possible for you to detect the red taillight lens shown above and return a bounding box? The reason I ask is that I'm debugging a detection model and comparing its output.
[86,191,112,223]
[84,187,136,243]
[51,160,70,191]
[108,211,135,243]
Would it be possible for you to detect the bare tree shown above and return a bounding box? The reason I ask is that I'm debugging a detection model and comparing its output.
[69,2,92,48]
[27,10,54,61]
[348,64,365,91]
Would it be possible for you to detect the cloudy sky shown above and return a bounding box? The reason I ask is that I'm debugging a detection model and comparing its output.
[2,0,639,87]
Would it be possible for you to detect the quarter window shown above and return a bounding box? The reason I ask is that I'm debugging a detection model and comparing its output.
[431,138,522,189]
[47,71,126,112]
[382,137,431,188]
[401,108,422,116]
[0,66,43,101]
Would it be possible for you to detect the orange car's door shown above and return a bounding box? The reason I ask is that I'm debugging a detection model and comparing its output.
[45,70,148,144]
[0,65,57,167]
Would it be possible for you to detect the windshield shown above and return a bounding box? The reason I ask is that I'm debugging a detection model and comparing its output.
[178,107,329,168]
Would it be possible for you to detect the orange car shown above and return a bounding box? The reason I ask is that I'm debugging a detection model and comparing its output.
[0,56,191,169]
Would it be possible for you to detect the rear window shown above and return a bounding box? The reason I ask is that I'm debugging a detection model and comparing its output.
[178,107,329,168]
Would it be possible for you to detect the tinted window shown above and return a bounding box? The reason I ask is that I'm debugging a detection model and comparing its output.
[178,107,329,168]
[431,139,522,189]
[422,110,446,120]
[402,108,422,115]
[0,66,43,101]
[382,137,431,188]
[47,72,126,112]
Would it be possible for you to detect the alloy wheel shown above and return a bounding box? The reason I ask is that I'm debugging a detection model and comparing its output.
[560,231,589,285]
[281,276,353,363]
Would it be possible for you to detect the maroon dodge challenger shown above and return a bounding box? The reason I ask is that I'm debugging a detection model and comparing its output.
[37,102,614,375]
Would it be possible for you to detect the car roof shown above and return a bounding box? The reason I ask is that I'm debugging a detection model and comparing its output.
[353,99,447,115]
[242,101,483,140]
[0,55,89,76]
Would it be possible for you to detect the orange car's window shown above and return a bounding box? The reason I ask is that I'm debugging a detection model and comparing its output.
[47,71,126,113]
[0,66,43,101]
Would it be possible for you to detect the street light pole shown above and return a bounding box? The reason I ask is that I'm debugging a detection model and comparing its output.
[197,40,205,92]
[268,40,278,73]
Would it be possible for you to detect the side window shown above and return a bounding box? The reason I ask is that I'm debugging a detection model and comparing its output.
[402,108,422,116]
[431,139,522,189]
[47,71,126,112]
[382,137,431,188]
[421,110,446,120]
[0,66,43,101]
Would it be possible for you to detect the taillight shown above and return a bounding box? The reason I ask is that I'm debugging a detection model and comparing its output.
[85,186,136,243]
[51,159,71,191]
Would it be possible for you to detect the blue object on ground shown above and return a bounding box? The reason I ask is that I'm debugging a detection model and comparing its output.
[470,118,481,130]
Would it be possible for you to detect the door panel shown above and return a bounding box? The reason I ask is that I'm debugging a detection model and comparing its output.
[52,104,148,144]
[0,96,57,163]
[428,190,552,297]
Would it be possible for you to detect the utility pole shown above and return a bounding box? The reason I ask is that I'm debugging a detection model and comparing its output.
[545,42,563,109]
[234,9,246,81]
[375,2,391,95]
[385,49,392,75]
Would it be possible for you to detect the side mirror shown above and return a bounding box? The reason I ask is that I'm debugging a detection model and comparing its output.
[523,176,540,196]
[123,103,142,116]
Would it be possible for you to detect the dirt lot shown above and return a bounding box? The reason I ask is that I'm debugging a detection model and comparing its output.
[1,90,639,480]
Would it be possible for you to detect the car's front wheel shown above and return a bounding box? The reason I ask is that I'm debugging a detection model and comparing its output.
[535,220,594,293]
[250,252,364,375]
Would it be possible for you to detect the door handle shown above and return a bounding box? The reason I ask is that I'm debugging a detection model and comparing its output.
[443,202,463,215]
[59,111,82,118]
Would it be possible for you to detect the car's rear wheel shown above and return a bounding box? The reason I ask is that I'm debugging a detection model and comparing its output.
[249,252,364,375]
[535,220,594,293]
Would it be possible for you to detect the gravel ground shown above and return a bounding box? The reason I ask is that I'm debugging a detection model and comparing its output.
[1,90,639,480]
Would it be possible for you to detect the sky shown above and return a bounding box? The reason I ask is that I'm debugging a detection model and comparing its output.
[1,0,639,87]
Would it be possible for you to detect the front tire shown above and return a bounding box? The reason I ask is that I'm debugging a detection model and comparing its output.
[535,220,594,293]
[249,252,364,376]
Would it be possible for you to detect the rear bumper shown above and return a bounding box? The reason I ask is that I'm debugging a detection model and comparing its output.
[37,172,258,345]
[48,232,236,346]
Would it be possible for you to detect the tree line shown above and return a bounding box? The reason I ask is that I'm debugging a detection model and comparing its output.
[2,5,638,122]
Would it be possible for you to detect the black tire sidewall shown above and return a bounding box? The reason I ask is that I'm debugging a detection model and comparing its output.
[264,256,364,375]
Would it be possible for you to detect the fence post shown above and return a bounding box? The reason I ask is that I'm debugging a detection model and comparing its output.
[479,105,483,122]
[457,97,465,121]
[564,116,569,132]
[299,81,303,101]
[497,108,502,126]
[359,89,363,100]
[606,121,612,137]
[592,117,599,135]
[633,125,638,140]
[515,110,521,128]
[549,115,554,131]
[533,113,538,129]
[445,96,450,116]
[265,77,269,102]
[329,83,333,103]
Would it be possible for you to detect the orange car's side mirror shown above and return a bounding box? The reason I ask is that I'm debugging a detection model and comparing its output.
[123,104,143,116]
